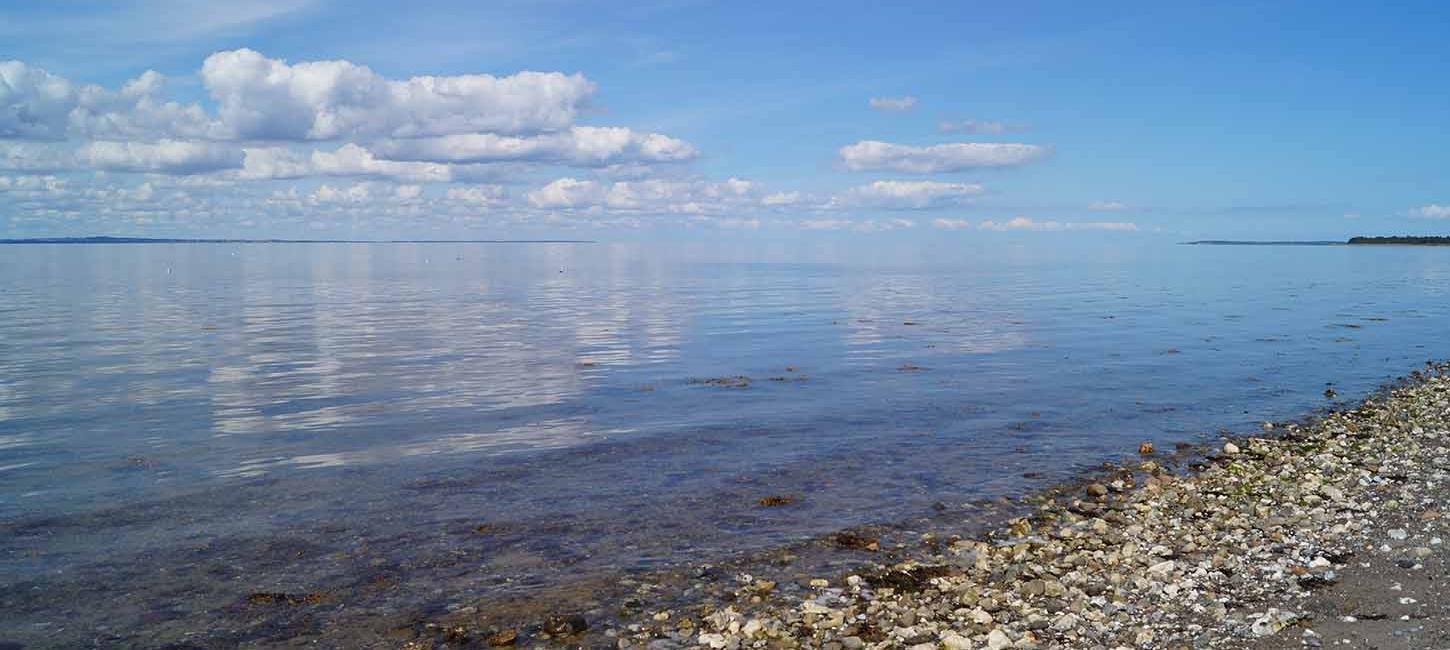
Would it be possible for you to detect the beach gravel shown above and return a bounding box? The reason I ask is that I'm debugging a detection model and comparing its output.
[594,362,1450,649]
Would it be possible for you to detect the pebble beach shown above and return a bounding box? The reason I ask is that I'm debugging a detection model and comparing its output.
[414,361,1450,649]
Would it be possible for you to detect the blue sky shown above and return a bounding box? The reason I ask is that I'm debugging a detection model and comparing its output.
[3,0,1449,240]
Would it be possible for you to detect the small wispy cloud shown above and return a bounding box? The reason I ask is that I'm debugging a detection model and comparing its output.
[1088,201,1130,212]
[839,140,1048,173]
[869,96,918,112]
[800,218,915,232]
[932,218,972,230]
[1410,204,1450,219]
[938,120,1023,135]
[978,217,1138,232]
[836,180,983,210]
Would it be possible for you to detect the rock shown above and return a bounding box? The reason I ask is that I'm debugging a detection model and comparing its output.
[542,614,588,636]
[1051,613,1081,632]
[1086,483,1109,498]
[1223,442,1241,455]
[985,628,1013,650]
[1388,529,1409,541]
[486,630,517,646]
[940,631,974,650]
[1139,442,1155,455]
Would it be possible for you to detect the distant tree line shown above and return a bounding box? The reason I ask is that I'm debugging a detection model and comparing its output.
[1347,236,1450,245]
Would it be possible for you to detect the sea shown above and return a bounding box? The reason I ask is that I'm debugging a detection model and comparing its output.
[2,239,1448,646]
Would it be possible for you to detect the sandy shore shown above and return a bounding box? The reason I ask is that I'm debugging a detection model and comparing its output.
[411,360,1450,649]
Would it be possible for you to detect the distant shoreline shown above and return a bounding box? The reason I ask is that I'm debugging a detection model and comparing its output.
[1186,236,1450,246]
[0,236,597,245]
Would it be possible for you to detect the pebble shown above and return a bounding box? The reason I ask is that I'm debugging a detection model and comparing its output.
[588,364,1450,650]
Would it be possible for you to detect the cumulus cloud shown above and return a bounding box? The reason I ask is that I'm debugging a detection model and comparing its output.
[70,71,218,140]
[838,180,983,210]
[839,140,1047,173]
[0,141,76,171]
[0,174,66,193]
[200,48,595,140]
[393,184,423,200]
[240,144,452,182]
[761,191,802,206]
[0,61,78,139]
[977,217,1138,232]
[932,218,972,230]
[81,139,243,174]
[868,96,917,112]
[1088,201,1130,212]
[526,177,760,214]
[0,62,216,141]
[372,126,696,166]
[311,182,373,204]
[1,50,712,202]
[526,178,606,209]
[1410,204,1450,219]
[937,120,1021,135]
[446,185,507,206]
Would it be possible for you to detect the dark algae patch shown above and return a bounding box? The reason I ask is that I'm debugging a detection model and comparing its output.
[246,592,331,606]
[687,376,752,388]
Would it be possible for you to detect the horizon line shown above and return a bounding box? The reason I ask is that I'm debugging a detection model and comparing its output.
[0,236,598,245]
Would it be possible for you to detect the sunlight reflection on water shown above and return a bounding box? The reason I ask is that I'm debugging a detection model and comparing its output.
[1,240,1449,645]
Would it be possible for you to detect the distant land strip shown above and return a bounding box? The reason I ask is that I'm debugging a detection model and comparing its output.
[1186,236,1450,246]
[0,236,597,244]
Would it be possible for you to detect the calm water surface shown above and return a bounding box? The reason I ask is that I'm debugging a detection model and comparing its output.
[2,240,1448,646]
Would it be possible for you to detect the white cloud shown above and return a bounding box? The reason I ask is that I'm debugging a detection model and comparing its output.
[0,61,77,139]
[868,96,917,112]
[446,185,507,206]
[526,176,760,215]
[526,178,605,209]
[1088,201,1130,212]
[70,70,218,140]
[2,52,701,196]
[761,191,802,206]
[839,180,983,210]
[0,141,74,171]
[800,218,852,230]
[312,183,372,204]
[372,126,696,166]
[80,139,243,174]
[932,218,972,230]
[800,217,915,232]
[1410,204,1450,219]
[0,62,217,141]
[200,48,595,140]
[839,140,1047,173]
[240,144,452,182]
[978,217,1138,232]
[938,120,1020,135]
[0,174,66,193]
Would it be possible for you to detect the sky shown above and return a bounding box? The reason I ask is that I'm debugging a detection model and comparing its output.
[3,0,1450,241]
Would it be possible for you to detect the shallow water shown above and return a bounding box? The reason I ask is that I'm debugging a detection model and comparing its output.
[2,240,1448,645]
